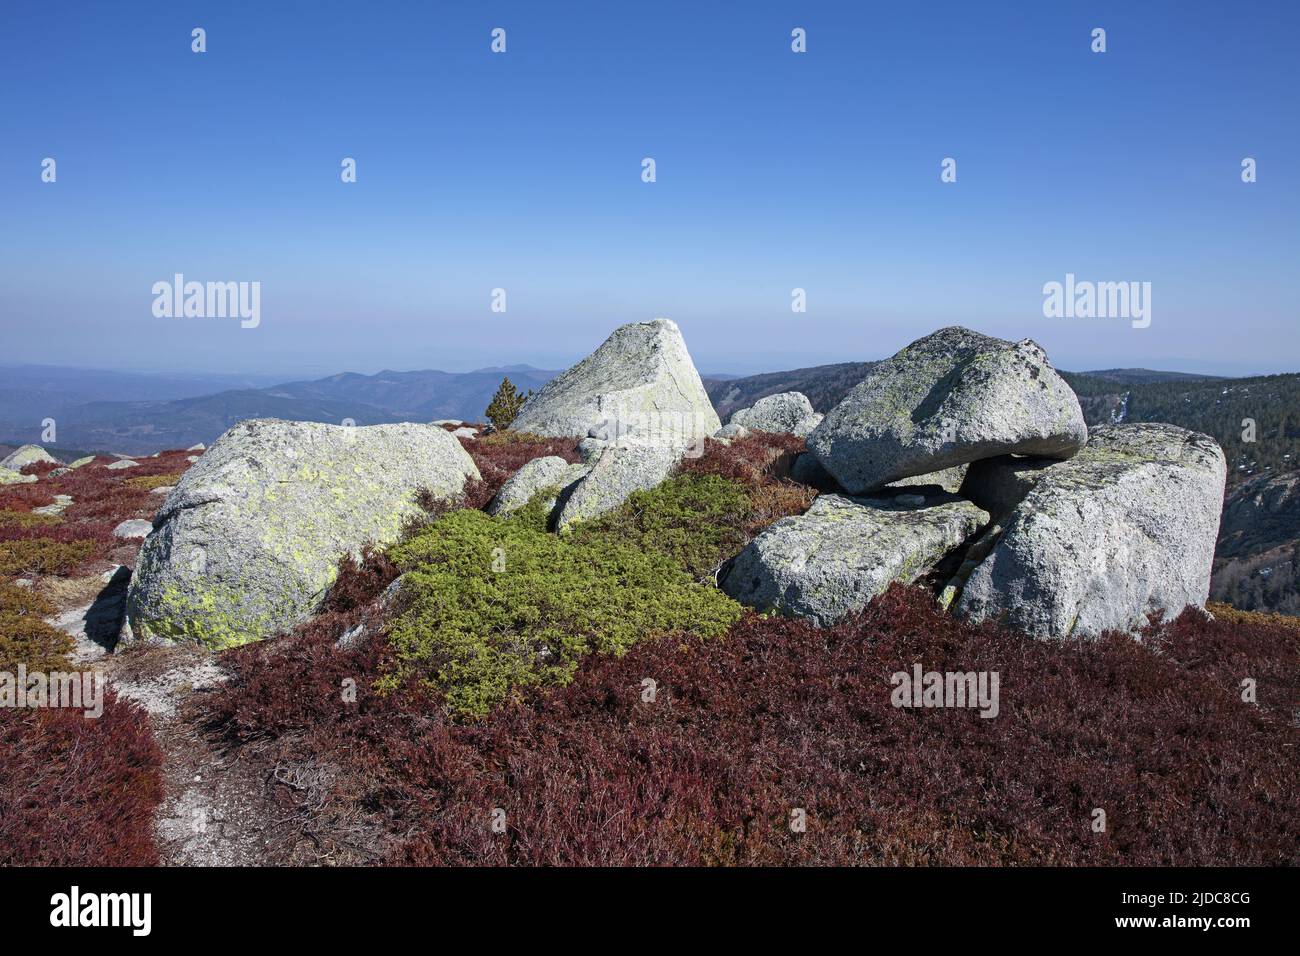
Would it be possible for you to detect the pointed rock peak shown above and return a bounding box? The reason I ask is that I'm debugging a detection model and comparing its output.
[1,444,58,471]
[510,319,720,441]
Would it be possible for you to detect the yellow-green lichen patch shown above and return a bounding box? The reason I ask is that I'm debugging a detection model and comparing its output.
[140,582,280,650]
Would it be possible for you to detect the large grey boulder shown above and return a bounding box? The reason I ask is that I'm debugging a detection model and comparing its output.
[730,392,821,437]
[957,423,1227,639]
[487,456,590,518]
[807,327,1087,493]
[721,492,989,626]
[554,441,682,531]
[511,319,720,442]
[1,444,57,471]
[126,419,479,648]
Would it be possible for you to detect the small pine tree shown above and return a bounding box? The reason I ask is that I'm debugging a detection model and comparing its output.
[485,376,531,430]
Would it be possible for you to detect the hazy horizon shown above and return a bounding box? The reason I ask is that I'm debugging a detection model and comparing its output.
[3,1,1297,380]
[1,329,1290,385]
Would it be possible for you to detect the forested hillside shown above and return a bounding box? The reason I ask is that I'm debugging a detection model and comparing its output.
[1061,372,1300,486]
[704,363,876,422]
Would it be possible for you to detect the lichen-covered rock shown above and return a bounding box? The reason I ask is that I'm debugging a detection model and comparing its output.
[958,455,1057,517]
[126,419,479,648]
[106,459,140,470]
[113,519,154,539]
[957,423,1227,639]
[730,392,821,437]
[721,492,989,626]
[554,441,682,531]
[0,469,36,485]
[1,444,57,471]
[511,319,720,441]
[576,436,608,463]
[32,495,73,516]
[808,327,1086,493]
[487,456,590,518]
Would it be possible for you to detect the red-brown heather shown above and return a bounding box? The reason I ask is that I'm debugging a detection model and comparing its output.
[679,432,816,539]
[1,449,193,866]
[678,431,806,488]
[456,431,582,509]
[0,688,164,866]
[0,449,195,575]
[5,435,1299,867]
[203,584,1300,866]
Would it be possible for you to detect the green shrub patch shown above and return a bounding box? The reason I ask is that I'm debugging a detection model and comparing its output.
[574,473,750,582]
[383,494,742,717]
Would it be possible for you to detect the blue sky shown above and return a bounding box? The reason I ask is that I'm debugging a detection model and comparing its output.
[1,0,1296,378]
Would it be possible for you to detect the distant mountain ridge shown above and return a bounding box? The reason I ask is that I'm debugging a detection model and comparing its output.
[0,365,560,455]
[0,364,288,426]
[5,361,1297,474]
[261,367,558,421]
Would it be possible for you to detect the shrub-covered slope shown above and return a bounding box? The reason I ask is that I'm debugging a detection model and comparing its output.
[0,450,193,866]
[5,430,1298,867]
[198,430,1299,866]
[207,582,1300,866]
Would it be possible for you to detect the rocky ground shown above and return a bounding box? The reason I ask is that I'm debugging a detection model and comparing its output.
[2,322,1298,866]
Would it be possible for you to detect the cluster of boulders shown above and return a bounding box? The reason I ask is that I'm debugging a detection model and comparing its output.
[121,318,1227,649]
[1,445,101,484]
[720,326,1227,638]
